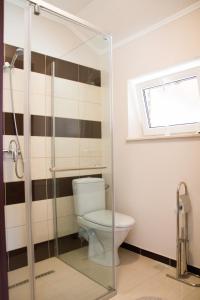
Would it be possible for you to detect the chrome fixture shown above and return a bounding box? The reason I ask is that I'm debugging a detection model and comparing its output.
[34,4,40,16]
[3,48,24,179]
[49,166,107,172]
[10,48,23,68]
[167,182,200,287]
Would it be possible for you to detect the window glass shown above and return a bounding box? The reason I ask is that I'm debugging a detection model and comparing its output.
[143,76,200,128]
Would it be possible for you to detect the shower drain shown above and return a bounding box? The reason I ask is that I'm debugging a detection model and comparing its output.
[9,270,55,289]
[135,297,164,300]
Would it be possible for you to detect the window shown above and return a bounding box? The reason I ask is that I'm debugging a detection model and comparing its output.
[143,76,200,128]
[129,61,200,138]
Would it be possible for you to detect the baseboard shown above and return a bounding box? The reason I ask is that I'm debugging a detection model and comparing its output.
[121,242,200,276]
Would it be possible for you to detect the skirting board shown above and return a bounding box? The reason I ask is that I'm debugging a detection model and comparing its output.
[121,242,200,276]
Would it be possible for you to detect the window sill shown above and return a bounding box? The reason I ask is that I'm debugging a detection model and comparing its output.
[126,133,200,142]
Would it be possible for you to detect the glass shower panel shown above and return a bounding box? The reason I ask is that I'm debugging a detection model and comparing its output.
[29,4,114,300]
[3,1,32,299]
[55,34,114,290]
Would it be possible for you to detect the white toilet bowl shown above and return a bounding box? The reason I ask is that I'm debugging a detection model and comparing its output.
[72,177,135,267]
[77,210,135,266]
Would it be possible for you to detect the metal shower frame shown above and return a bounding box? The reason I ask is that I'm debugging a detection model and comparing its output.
[22,1,116,299]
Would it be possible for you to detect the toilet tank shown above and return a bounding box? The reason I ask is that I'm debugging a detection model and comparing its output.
[72,177,105,216]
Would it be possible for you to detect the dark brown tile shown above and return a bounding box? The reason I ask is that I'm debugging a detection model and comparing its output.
[46,56,78,81]
[80,120,101,138]
[32,179,47,201]
[5,44,23,69]
[4,112,23,135]
[5,181,25,205]
[34,241,49,262]
[49,239,56,257]
[46,116,53,137]
[79,65,101,86]
[31,51,45,74]
[31,115,45,136]
[47,177,74,199]
[55,117,80,138]
[8,247,27,271]
[56,177,73,198]
[57,233,87,255]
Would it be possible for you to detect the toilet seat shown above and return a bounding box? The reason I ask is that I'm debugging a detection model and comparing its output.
[78,209,135,232]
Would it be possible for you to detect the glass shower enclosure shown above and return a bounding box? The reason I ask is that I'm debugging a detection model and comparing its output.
[3,0,115,299]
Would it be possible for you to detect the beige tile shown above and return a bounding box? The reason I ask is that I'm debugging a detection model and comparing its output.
[5,203,26,228]
[8,257,108,300]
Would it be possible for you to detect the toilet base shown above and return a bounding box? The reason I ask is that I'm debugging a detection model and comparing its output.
[79,225,131,267]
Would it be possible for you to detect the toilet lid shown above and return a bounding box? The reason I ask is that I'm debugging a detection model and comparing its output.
[83,210,135,228]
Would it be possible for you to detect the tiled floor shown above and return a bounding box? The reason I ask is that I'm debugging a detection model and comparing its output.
[60,246,114,289]
[8,257,109,300]
[8,248,200,300]
[113,248,200,300]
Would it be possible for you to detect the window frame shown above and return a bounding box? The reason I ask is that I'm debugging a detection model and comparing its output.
[136,66,200,136]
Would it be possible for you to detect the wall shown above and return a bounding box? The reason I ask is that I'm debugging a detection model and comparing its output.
[113,9,200,267]
[4,1,112,271]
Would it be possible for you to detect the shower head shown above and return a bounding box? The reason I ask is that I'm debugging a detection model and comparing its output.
[10,48,23,68]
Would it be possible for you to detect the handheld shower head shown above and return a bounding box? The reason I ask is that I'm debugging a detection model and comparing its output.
[10,48,23,68]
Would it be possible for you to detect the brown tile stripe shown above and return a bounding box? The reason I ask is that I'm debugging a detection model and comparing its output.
[6,174,102,205]
[8,233,88,271]
[3,112,23,135]
[46,56,79,82]
[4,113,102,138]
[5,44,101,87]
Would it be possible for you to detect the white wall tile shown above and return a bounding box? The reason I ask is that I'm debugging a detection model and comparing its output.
[79,156,102,169]
[30,93,46,116]
[57,215,78,238]
[80,139,102,157]
[47,196,75,220]
[6,226,27,251]
[32,221,49,244]
[30,72,46,95]
[55,137,79,158]
[31,158,47,180]
[5,203,26,228]
[45,137,51,159]
[32,200,48,223]
[79,102,102,121]
[47,219,54,240]
[54,77,80,100]
[3,69,24,91]
[31,137,46,158]
[54,157,79,170]
[3,158,24,183]
[3,89,24,113]
[48,216,78,240]
[79,83,101,104]
[54,97,79,119]
[45,95,51,116]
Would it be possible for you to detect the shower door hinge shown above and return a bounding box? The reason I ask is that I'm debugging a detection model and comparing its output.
[34,4,40,16]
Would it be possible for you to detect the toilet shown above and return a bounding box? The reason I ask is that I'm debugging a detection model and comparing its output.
[72,177,135,266]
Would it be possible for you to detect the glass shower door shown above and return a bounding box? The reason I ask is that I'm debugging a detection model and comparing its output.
[29,3,115,300]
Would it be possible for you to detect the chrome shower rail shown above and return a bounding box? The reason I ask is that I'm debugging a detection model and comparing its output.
[50,166,107,172]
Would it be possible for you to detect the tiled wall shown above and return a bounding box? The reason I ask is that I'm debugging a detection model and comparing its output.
[3,44,105,270]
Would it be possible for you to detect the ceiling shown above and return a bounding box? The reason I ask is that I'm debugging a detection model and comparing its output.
[45,0,94,14]
[45,0,199,45]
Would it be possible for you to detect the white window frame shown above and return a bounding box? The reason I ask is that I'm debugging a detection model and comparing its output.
[136,66,200,136]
